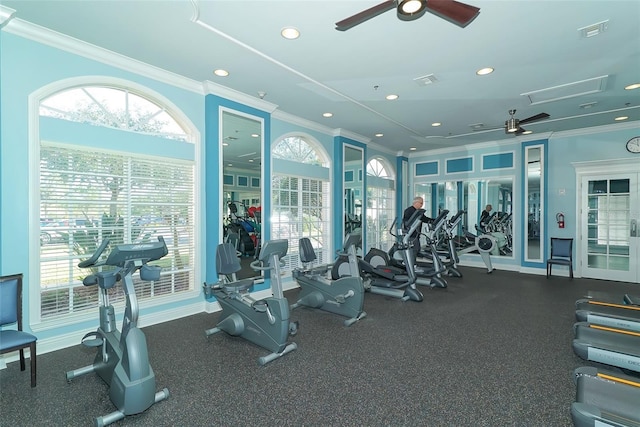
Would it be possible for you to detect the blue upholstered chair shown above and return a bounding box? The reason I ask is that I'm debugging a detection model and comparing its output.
[546,238,574,279]
[0,274,38,387]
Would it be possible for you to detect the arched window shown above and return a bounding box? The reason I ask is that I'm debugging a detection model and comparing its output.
[40,86,189,141]
[37,84,196,321]
[272,136,328,166]
[272,135,331,272]
[366,157,396,251]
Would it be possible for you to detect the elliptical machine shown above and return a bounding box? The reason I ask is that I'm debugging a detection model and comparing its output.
[332,208,426,302]
[203,239,297,365]
[291,233,366,326]
[389,209,449,288]
[66,237,170,427]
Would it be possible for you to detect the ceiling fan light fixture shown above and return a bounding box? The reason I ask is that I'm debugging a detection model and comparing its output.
[397,0,427,21]
[506,118,519,133]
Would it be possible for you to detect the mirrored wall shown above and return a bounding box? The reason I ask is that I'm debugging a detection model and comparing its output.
[524,145,544,262]
[220,109,263,278]
[414,177,514,257]
[343,145,364,241]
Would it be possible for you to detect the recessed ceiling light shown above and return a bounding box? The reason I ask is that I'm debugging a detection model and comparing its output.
[431,122,441,127]
[409,147,417,151]
[476,67,494,76]
[386,94,399,100]
[281,27,300,40]
[322,112,333,118]
[615,116,628,121]
[251,133,260,138]
[625,83,640,90]
[213,69,229,77]
[375,133,384,137]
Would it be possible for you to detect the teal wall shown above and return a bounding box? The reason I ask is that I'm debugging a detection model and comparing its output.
[546,127,639,242]
[334,137,367,252]
[0,33,206,340]
[407,128,640,269]
[1,26,638,351]
[204,94,271,288]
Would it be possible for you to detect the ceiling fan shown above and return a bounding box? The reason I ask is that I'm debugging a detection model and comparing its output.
[504,109,550,135]
[335,0,480,31]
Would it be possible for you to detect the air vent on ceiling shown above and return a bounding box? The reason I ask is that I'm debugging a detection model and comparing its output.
[521,75,608,106]
[578,20,608,38]
[414,74,438,86]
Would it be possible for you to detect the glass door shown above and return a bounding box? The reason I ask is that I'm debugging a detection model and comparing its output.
[581,173,639,282]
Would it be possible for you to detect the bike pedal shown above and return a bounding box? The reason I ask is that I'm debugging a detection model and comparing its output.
[81,331,104,347]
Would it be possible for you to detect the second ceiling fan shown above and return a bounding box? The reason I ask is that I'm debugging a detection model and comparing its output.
[504,110,550,135]
[335,0,481,31]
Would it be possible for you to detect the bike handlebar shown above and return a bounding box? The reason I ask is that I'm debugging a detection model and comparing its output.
[78,238,111,268]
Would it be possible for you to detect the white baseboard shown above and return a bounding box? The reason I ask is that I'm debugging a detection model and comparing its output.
[1,300,207,369]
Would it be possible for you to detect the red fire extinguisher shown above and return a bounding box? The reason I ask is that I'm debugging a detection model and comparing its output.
[556,212,565,229]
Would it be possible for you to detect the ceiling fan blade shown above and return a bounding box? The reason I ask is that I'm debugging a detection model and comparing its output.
[519,112,550,125]
[425,0,480,28]
[335,0,396,31]
[515,127,527,135]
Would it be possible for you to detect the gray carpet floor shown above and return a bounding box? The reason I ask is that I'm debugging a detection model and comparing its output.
[1,267,638,427]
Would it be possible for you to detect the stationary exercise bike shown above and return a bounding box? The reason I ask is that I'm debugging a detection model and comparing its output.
[66,237,170,427]
[203,239,297,365]
[291,233,366,326]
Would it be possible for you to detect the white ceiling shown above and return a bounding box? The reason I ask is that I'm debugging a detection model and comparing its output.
[2,0,640,155]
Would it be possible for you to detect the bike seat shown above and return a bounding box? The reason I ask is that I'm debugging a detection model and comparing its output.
[219,278,254,293]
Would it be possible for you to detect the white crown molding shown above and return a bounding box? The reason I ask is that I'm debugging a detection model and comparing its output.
[572,157,640,174]
[203,80,278,114]
[272,109,334,136]
[407,119,640,157]
[365,139,398,156]
[0,5,16,28]
[3,18,204,95]
[333,128,370,145]
[548,119,640,139]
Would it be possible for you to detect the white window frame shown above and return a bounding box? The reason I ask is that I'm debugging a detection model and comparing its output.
[28,77,202,330]
[366,157,396,252]
[271,135,331,274]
